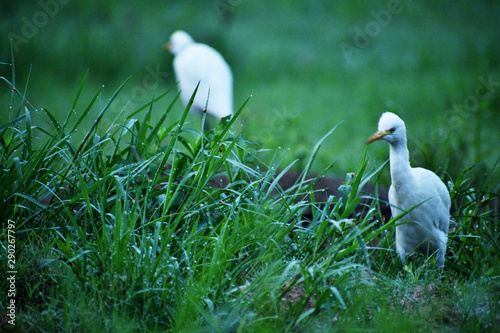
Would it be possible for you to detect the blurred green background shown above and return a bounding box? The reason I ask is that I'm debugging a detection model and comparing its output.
[1,0,499,188]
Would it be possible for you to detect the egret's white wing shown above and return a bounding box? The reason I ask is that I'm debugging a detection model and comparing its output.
[173,43,233,118]
[412,167,451,234]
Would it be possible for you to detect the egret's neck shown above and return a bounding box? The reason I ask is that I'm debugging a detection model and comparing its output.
[389,140,412,184]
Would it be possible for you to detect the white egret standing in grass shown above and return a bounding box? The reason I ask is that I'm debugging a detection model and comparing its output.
[164,30,233,123]
[367,112,451,267]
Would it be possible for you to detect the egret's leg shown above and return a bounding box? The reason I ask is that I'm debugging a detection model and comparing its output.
[399,252,406,267]
[436,246,446,268]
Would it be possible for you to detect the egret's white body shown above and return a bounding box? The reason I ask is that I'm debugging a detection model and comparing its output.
[368,112,451,267]
[165,31,233,119]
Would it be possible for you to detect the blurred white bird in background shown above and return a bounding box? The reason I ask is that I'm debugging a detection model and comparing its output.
[367,112,451,267]
[164,30,233,122]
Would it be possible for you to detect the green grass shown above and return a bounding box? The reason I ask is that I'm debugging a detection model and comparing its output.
[1,67,499,332]
[1,1,500,330]
[2,0,499,189]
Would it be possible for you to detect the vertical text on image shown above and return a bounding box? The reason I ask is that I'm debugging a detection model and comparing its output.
[6,219,17,326]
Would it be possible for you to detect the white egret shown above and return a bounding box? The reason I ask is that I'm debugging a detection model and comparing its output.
[164,30,233,121]
[367,112,451,267]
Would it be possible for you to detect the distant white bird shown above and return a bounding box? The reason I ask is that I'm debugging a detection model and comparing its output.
[164,30,233,120]
[367,112,451,267]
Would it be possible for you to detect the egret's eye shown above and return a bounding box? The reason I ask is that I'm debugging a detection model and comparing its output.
[389,128,396,133]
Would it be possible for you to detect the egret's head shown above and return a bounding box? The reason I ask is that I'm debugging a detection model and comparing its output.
[367,112,406,145]
[164,30,194,55]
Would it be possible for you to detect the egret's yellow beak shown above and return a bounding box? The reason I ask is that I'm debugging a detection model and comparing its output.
[367,130,390,144]
[163,42,172,51]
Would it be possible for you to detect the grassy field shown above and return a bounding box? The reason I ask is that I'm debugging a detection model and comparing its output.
[1,0,500,331]
[0,73,499,331]
[2,0,499,185]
